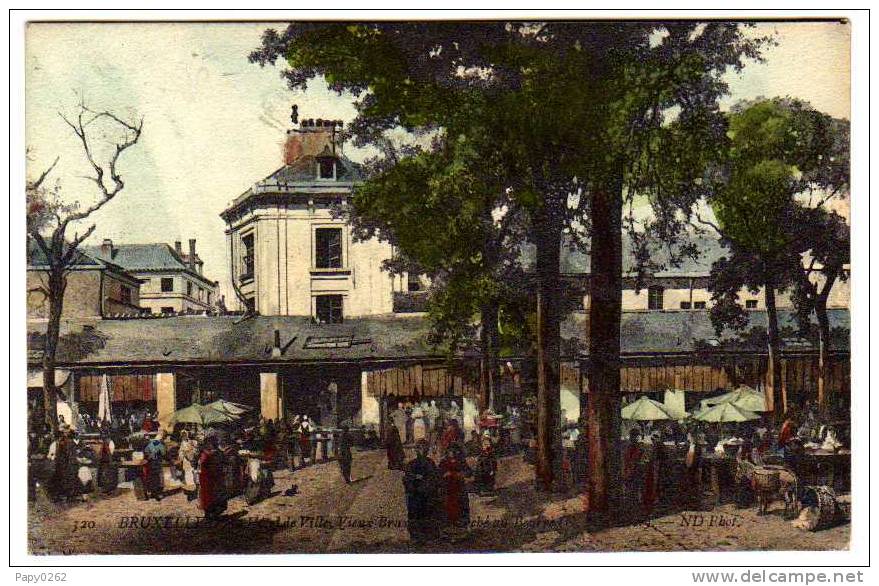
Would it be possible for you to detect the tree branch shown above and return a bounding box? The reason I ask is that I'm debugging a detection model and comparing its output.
[58,104,143,230]
[29,157,59,191]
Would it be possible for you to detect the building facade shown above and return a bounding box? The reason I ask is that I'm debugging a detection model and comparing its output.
[221,119,415,320]
[85,239,218,315]
[27,238,144,320]
[557,234,850,314]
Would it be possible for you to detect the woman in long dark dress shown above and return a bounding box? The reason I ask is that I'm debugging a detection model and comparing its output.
[142,431,167,501]
[385,420,406,470]
[198,435,227,520]
[473,437,497,495]
[50,427,81,501]
[95,428,118,494]
[403,440,441,542]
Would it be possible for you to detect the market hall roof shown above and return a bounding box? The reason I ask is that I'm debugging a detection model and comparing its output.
[26,309,849,368]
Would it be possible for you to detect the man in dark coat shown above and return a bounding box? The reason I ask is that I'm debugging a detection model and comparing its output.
[338,425,353,483]
[403,439,441,542]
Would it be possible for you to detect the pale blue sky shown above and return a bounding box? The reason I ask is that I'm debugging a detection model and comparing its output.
[25,21,850,302]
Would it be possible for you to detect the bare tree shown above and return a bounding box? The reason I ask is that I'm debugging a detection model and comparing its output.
[27,102,143,433]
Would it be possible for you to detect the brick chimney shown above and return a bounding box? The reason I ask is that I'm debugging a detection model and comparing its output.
[284,118,343,165]
[101,238,113,259]
[174,240,182,255]
[188,239,197,271]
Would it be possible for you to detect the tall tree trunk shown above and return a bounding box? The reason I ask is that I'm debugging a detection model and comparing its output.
[815,301,832,415]
[479,301,499,411]
[764,280,784,420]
[535,205,563,492]
[814,269,837,415]
[586,167,623,524]
[42,267,65,434]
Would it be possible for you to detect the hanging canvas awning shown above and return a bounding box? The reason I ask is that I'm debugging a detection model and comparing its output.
[27,369,71,388]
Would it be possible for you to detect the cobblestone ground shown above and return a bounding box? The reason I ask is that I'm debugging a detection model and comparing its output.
[28,448,849,555]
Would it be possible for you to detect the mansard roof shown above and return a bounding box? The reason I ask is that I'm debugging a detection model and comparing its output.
[83,243,218,287]
[221,154,363,221]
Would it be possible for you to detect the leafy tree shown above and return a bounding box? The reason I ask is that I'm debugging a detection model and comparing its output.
[26,102,143,433]
[251,22,766,510]
[701,98,849,418]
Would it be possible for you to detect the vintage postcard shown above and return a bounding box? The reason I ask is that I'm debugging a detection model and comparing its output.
[15,12,865,567]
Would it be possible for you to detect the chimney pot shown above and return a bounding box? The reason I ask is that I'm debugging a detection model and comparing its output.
[188,239,196,271]
[174,240,182,254]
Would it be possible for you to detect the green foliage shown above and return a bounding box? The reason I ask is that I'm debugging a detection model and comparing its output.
[251,22,770,350]
[706,98,850,335]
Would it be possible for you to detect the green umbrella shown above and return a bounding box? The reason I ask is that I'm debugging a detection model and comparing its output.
[170,404,235,427]
[205,399,251,416]
[621,396,676,421]
[693,402,760,423]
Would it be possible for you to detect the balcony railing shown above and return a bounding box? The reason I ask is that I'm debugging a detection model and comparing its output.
[393,291,429,313]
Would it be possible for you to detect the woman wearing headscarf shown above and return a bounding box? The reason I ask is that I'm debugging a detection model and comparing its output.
[178,429,198,501]
[142,430,167,501]
[298,415,313,466]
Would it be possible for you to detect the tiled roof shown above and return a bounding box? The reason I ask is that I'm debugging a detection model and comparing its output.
[27,238,131,277]
[83,243,186,272]
[26,309,849,367]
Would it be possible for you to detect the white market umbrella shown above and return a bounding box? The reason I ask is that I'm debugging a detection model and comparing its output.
[703,386,769,413]
[693,402,760,423]
[97,374,112,426]
[621,396,677,421]
[206,399,252,416]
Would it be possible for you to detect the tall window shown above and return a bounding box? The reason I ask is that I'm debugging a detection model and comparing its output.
[315,228,343,269]
[120,285,132,305]
[407,272,422,292]
[161,277,174,292]
[647,286,664,310]
[186,281,193,298]
[241,233,255,281]
[315,295,343,324]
